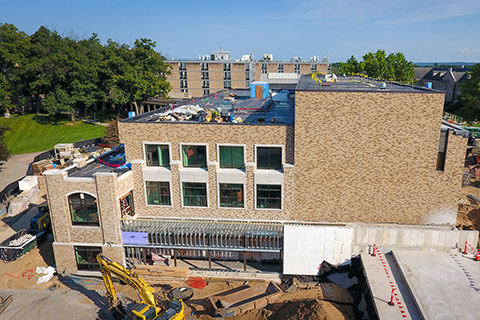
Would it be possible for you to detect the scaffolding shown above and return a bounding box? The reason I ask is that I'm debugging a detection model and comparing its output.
[121,218,283,252]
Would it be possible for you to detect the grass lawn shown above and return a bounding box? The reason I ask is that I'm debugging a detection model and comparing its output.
[0,113,106,154]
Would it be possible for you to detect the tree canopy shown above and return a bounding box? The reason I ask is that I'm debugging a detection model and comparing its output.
[340,50,415,83]
[0,23,171,117]
[457,64,480,121]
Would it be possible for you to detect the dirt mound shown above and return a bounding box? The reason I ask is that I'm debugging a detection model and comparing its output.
[270,299,345,320]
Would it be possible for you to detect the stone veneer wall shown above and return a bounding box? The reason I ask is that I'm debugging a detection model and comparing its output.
[119,122,295,220]
[44,169,134,273]
[294,90,467,224]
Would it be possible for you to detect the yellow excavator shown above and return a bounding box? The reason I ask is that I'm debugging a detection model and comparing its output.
[96,254,185,320]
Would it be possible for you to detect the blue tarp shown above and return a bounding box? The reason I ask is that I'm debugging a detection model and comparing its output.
[122,231,149,245]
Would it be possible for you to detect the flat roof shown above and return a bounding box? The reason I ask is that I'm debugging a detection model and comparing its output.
[296,75,443,93]
[122,89,295,125]
[167,60,327,64]
[68,161,119,178]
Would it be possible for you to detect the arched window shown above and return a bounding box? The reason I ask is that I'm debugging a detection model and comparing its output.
[68,193,99,226]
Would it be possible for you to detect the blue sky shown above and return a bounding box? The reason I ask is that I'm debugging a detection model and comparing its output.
[2,0,479,62]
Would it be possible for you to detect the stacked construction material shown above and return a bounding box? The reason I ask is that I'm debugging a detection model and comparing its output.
[0,229,37,262]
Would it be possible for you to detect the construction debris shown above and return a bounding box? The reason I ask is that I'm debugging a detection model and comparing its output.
[9,234,34,247]
[0,295,13,314]
[209,281,282,317]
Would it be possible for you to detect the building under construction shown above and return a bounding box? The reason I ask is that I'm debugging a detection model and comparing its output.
[44,75,476,276]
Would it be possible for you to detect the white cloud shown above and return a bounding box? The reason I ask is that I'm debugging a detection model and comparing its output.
[459,48,480,55]
[290,0,480,25]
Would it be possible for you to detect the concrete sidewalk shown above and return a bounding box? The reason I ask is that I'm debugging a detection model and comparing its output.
[0,151,44,191]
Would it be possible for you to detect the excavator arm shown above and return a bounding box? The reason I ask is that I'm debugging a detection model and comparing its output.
[96,254,185,320]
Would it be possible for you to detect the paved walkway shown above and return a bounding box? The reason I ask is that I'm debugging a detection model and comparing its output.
[0,151,43,190]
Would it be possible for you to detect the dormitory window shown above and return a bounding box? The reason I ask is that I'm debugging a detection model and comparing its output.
[224,71,231,80]
[436,130,449,171]
[311,64,317,72]
[202,80,210,89]
[120,191,134,218]
[201,71,209,80]
[69,193,99,226]
[183,182,207,207]
[75,246,101,271]
[179,71,187,80]
[145,144,170,167]
[294,64,300,74]
[223,63,231,71]
[203,89,210,95]
[201,63,209,71]
[180,80,188,93]
[256,184,281,209]
[245,64,250,71]
[146,181,171,206]
[256,146,282,170]
[182,145,207,167]
[278,64,284,73]
[224,80,231,89]
[219,183,244,208]
[178,62,187,70]
[261,63,267,74]
[219,146,244,169]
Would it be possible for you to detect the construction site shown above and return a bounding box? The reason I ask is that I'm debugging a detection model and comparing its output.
[1,74,480,319]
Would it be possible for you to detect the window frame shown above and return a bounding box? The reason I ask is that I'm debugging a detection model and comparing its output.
[218,183,245,209]
[120,190,135,218]
[217,144,246,169]
[255,144,284,171]
[180,143,208,168]
[181,182,209,208]
[255,184,282,210]
[145,181,172,207]
[142,142,171,167]
[68,192,100,227]
[74,246,102,271]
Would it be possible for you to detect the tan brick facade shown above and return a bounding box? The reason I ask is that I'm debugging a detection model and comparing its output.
[120,122,295,220]
[167,61,328,97]
[44,170,132,273]
[293,90,466,224]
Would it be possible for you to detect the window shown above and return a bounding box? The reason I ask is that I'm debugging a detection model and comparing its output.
[256,146,282,170]
[224,71,231,80]
[245,72,250,81]
[75,246,101,271]
[256,184,281,209]
[69,193,99,226]
[246,80,250,88]
[436,130,449,171]
[261,63,267,74]
[179,71,187,80]
[311,64,317,72]
[146,181,171,205]
[178,62,187,70]
[219,183,244,208]
[120,191,134,218]
[201,62,209,71]
[219,146,244,169]
[183,182,207,207]
[203,89,210,95]
[202,80,210,89]
[180,80,188,93]
[223,80,231,89]
[245,64,250,71]
[182,145,207,167]
[223,63,231,71]
[201,71,209,80]
[145,144,170,167]
[278,64,284,73]
[294,64,300,74]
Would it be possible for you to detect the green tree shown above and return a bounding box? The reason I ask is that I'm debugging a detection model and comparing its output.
[103,116,120,146]
[340,55,360,74]
[0,126,11,162]
[457,64,480,121]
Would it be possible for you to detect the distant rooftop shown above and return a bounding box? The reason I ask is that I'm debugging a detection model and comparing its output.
[123,89,295,125]
[296,75,441,93]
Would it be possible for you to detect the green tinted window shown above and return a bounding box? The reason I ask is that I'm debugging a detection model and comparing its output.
[219,146,244,169]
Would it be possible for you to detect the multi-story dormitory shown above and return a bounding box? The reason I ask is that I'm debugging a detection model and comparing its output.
[44,75,478,276]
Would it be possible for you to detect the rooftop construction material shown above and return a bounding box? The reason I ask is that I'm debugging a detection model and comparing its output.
[122,89,294,125]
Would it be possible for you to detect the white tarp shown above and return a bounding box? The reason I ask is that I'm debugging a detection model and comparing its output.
[283,224,354,275]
